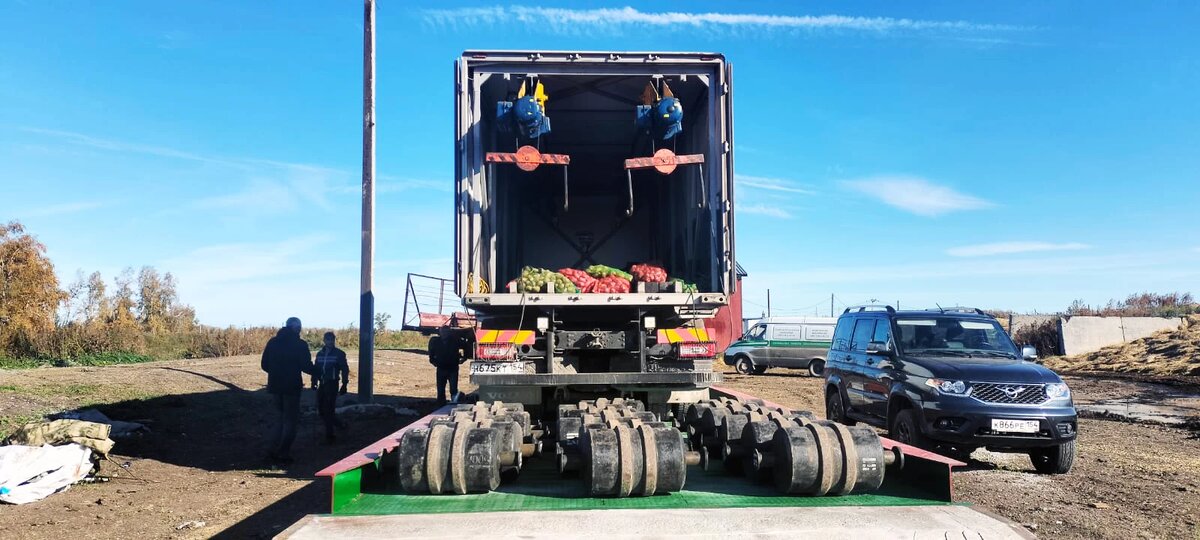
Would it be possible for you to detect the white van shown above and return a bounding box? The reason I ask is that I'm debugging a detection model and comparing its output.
[722,317,837,376]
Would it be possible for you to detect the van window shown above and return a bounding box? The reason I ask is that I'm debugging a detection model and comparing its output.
[831,319,854,351]
[872,319,892,345]
[745,324,766,340]
[805,325,833,341]
[851,319,877,352]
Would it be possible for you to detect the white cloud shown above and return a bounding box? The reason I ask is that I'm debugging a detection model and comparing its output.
[738,204,792,219]
[18,201,106,218]
[842,175,993,216]
[737,175,815,195]
[947,241,1091,258]
[423,7,1028,35]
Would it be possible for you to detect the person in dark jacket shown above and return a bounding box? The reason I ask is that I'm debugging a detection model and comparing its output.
[311,332,349,442]
[260,317,314,463]
[429,330,462,406]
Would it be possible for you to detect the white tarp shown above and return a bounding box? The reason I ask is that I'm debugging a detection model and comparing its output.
[0,443,93,505]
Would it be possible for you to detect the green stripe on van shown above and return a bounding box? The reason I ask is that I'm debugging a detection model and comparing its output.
[767,340,831,348]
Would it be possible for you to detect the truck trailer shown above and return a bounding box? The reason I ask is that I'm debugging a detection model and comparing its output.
[453,50,737,416]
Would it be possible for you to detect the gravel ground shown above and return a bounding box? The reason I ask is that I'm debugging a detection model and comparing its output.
[0,354,1196,539]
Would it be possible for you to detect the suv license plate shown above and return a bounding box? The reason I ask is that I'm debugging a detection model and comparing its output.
[991,419,1039,433]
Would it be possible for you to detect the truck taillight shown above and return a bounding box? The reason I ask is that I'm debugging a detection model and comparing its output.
[677,342,717,358]
[476,343,516,360]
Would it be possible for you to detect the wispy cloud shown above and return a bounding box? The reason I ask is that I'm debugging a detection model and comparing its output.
[18,201,107,218]
[842,175,993,216]
[378,176,453,193]
[423,6,1029,36]
[23,127,341,175]
[947,241,1091,258]
[738,204,793,219]
[753,251,1196,286]
[23,128,449,214]
[163,235,352,286]
[737,175,815,195]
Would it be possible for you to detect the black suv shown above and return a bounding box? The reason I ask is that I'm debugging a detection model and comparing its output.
[823,306,1077,474]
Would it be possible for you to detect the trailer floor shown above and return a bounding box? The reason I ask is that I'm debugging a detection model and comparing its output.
[335,457,948,516]
[281,505,1032,539]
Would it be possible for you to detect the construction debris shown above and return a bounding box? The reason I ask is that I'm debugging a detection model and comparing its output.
[0,444,94,504]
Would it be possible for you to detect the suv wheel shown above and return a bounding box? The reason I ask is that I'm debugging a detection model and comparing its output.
[1030,439,1076,474]
[825,390,855,426]
[890,409,927,449]
[734,356,756,375]
[808,359,825,377]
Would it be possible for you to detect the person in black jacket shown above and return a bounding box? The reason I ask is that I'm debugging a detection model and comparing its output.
[428,330,462,406]
[260,317,314,463]
[311,332,350,442]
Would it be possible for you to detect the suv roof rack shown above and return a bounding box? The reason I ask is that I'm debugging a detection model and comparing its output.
[927,306,990,316]
[843,305,895,314]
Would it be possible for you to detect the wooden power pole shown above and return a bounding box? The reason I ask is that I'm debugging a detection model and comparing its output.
[359,0,376,403]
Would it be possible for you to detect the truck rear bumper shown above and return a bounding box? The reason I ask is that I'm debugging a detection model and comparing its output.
[471,371,722,386]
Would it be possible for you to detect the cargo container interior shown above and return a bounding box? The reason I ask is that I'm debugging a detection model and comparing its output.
[458,64,731,299]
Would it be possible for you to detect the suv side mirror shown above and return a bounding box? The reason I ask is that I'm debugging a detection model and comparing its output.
[866,341,893,355]
[1021,345,1039,361]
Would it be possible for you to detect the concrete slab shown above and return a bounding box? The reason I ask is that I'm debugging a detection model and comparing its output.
[1060,316,1183,356]
[278,505,1033,539]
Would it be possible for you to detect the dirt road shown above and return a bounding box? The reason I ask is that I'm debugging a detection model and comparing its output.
[1,353,1197,539]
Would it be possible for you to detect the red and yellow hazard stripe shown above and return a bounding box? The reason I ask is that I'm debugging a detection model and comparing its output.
[656,327,710,344]
[475,329,536,345]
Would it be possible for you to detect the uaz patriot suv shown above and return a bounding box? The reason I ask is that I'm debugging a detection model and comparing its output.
[823,306,1077,474]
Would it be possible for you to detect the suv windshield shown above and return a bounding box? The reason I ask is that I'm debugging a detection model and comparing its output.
[894,317,1018,358]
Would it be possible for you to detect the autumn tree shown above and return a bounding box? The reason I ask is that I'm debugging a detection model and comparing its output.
[135,266,195,332]
[84,271,110,324]
[0,222,65,356]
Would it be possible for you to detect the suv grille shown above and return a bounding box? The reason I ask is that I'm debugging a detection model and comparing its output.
[969,383,1048,405]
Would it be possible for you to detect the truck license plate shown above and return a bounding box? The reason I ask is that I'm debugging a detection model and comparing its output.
[470,361,532,375]
[991,419,1039,433]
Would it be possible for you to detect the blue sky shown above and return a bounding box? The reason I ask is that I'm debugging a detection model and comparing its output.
[3,1,1198,326]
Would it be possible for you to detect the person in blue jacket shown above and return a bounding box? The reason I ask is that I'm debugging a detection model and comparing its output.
[260,317,314,464]
[311,331,350,442]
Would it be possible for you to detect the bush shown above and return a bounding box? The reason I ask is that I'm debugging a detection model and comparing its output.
[1012,318,1062,357]
[1067,292,1199,318]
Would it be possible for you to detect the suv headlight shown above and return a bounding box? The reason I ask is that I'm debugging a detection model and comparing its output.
[1045,383,1070,399]
[924,378,968,395]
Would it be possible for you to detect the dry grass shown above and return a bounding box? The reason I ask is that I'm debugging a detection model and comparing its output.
[1046,315,1200,377]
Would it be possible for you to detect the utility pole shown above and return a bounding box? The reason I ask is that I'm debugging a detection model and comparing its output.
[358,0,376,403]
[766,289,772,317]
[830,293,834,317]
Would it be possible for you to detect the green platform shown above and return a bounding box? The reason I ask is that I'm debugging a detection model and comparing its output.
[332,456,952,516]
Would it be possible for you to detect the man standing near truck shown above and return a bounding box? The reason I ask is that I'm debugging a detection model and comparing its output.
[428,329,462,406]
[261,317,314,464]
[312,331,350,442]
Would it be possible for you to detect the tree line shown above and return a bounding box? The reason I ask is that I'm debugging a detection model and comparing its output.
[0,221,422,367]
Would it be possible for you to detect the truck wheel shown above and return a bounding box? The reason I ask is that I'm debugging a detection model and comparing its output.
[808,359,825,377]
[890,410,927,450]
[734,356,756,375]
[1030,439,1076,474]
[825,390,855,426]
